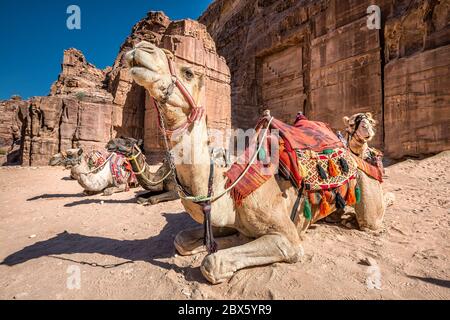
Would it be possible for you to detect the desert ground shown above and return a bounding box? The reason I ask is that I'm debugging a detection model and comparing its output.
[0,152,449,300]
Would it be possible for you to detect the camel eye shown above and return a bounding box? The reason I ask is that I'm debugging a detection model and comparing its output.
[183,68,194,80]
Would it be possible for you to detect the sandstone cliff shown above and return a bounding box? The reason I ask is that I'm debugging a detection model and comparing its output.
[199,0,450,158]
[0,11,231,166]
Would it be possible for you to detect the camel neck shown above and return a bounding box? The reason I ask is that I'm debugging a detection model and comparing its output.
[348,134,366,157]
[168,117,212,198]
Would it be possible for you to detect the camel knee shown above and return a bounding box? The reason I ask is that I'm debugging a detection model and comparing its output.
[272,234,300,263]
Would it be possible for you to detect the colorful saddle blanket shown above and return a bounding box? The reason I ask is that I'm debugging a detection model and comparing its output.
[109,153,137,188]
[225,115,382,217]
[86,151,107,169]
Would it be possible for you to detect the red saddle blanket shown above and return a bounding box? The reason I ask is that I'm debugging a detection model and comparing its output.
[225,115,345,205]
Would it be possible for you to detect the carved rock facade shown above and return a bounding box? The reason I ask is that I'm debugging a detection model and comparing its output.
[199,0,450,158]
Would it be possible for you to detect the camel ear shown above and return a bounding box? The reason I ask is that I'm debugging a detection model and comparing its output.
[343,116,350,126]
[78,148,83,156]
[137,139,143,148]
[366,112,377,125]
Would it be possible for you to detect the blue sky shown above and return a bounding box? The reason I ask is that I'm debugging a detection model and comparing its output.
[0,0,213,100]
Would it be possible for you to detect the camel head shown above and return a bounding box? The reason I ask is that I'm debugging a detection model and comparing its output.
[124,41,204,127]
[106,137,142,157]
[49,148,84,168]
[343,112,377,143]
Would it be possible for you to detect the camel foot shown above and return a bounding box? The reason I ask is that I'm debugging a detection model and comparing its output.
[200,254,235,284]
[384,192,395,207]
[103,188,114,196]
[199,234,301,284]
[83,190,98,196]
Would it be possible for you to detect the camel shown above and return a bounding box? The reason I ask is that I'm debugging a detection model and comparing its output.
[106,137,179,205]
[49,148,135,196]
[50,148,107,180]
[125,41,386,284]
[343,113,395,208]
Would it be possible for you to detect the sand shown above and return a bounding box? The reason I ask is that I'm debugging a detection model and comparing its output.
[0,152,449,300]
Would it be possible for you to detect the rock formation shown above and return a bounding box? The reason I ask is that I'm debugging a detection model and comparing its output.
[1,1,448,166]
[199,0,450,158]
[0,11,231,166]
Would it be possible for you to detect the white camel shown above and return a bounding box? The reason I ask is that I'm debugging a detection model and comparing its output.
[50,148,135,196]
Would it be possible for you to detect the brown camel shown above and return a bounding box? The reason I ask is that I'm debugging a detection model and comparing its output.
[125,41,386,284]
[106,137,179,205]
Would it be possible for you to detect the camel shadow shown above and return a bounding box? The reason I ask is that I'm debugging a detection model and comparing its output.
[0,212,206,283]
[407,275,450,289]
[64,198,138,207]
[27,193,85,201]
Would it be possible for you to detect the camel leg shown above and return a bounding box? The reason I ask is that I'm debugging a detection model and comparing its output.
[147,190,180,205]
[103,184,127,196]
[354,171,385,230]
[174,226,237,256]
[200,233,301,284]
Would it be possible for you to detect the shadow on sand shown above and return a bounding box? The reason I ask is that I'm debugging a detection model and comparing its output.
[0,212,206,283]
[27,193,85,201]
[407,275,450,289]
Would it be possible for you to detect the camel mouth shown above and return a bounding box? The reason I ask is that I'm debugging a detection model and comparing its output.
[126,49,157,74]
[49,157,62,166]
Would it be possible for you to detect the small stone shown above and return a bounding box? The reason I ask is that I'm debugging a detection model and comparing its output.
[181,288,191,298]
[29,234,36,239]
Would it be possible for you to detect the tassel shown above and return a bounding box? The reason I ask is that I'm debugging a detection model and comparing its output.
[355,185,361,203]
[338,157,349,174]
[258,147,266,161]
[203,203,218,254]
[335,191,346,209]
[346,184,356,205]
[316,163,327,180]
[319,193,331,216]
[304,198,312,220]
[328,159,340,177]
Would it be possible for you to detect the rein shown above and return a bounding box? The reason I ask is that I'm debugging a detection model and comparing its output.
[347,114,368,156]
[127,145,172,186]
[150,55,205,139]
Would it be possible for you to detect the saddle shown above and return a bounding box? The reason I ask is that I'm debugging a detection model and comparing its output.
[225,113,382,221]
[109,153,137,189]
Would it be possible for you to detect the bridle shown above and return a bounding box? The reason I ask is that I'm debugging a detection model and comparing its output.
[150,52,205,139]
[347,114,368,155]
[144,48,273,254]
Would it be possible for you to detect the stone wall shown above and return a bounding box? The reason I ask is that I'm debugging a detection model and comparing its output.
[200,0,450,158]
